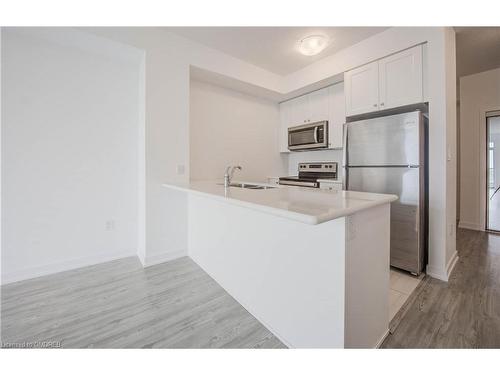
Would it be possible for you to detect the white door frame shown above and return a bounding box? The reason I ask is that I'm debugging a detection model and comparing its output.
[479,107,500,231]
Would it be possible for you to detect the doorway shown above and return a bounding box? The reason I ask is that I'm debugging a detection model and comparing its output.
[486,111,500,232]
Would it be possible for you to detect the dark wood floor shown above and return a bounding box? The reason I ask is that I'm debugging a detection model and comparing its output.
[382,228,500,348]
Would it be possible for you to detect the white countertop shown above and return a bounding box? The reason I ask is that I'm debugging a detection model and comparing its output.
[163,180,397,225]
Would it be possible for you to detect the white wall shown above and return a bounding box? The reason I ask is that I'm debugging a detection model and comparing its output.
[459,67,500,231]
[190,80,286,182]
[1,28,144,283]
[81,28,291,268]
[2,27,457,282]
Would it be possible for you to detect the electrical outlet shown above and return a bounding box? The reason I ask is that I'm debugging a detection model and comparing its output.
[105,220,115,231]
[176,164,185,175]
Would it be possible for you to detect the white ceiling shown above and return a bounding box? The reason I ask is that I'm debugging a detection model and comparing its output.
[456,27,500,77]
[168,27,389,75]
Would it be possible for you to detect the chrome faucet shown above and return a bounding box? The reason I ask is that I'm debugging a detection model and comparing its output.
[224,165,242,187]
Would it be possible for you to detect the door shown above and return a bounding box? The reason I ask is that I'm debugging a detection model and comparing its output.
[345,61,379,116]
[486,113,500,231]
[347,111,422,166]
[347,166,422,273]
[378,45,423,110]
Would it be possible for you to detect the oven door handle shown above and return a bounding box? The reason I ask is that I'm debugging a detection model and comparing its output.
[279,180,318,188]
[313,126,319,143]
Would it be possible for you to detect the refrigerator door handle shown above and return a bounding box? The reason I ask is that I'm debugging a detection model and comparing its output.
[342,123,348,190]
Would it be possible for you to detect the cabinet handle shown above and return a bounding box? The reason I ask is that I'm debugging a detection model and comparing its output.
[373,104,377,107]
[380,102,385,106]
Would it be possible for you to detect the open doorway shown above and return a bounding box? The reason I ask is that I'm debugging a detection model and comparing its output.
[486,111,500,232]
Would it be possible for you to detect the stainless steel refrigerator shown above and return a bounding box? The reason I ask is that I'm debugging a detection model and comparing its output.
[344,110,427,275]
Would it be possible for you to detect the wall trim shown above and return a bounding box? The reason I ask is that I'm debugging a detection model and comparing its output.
[142,249,187,268]
[446,250,459,279]
[1,250,136,285]
[458,220,483,231]
[426,250,459,282]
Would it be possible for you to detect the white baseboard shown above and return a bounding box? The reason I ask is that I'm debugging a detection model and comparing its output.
[426,251,459,282]
[1,250,136,285]
[426,264,448,281]
[458,221,483,231]
[142,249,187,267]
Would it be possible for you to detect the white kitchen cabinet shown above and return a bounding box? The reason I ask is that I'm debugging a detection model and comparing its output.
[378,45,423,110]
[278,101,291,153]
[307,87,330,123]
[344,45,424,116]
[288,94,310,126]
[328,83,345,149]
[279,83,345,152]
[287,87,330,126]
[319,181,343,191]
[344,61,379,116]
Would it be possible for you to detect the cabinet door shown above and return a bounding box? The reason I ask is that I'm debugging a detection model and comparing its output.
[378,45,423,110]
[319,182,343,191]
[279,101,291,153]
[344,61,379,116]
[308,87,330,123]
[328,82,345,149]
[288,94,309,127]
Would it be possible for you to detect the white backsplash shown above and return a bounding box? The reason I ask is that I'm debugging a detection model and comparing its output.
[287,149,344,178]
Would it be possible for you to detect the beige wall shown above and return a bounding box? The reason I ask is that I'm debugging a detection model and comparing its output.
[190,80,287,182]
[459,67,500,230]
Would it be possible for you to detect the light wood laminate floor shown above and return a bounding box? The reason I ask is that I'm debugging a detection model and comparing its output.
[3,228,499,349]
[382,228,500,348]
[1,256,285,348]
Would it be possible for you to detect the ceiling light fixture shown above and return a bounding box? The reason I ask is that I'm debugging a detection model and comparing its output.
[298,35,329,56]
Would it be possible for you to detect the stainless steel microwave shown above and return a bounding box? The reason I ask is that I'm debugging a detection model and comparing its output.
[288,121,328,151]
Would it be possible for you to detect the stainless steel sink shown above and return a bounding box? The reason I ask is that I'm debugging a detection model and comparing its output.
[218,182,276,190]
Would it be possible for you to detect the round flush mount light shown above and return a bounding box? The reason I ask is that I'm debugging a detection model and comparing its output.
[298,35,329,56]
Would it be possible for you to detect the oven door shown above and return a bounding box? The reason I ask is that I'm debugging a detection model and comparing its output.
[288,121,328,151]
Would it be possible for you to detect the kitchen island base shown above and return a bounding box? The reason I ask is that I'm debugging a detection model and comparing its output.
[187,194,390,348]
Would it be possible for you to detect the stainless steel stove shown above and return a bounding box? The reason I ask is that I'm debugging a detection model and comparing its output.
[279,162,338,188]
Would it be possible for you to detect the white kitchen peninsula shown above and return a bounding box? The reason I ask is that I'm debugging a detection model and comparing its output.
[163,181,397,348]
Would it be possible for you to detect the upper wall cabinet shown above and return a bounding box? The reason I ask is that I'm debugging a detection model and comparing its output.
[288,87,330,126]
[279,83,345,152]
[378,45,423,110]
[345,45,423,117]
[344,61,379,116]
[328,82,345,149]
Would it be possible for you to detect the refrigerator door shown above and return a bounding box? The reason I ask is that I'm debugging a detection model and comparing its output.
[347,166,423,274]
[347,111,421,166]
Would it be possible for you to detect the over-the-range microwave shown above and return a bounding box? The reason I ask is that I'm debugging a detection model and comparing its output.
[288,121,328,151]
